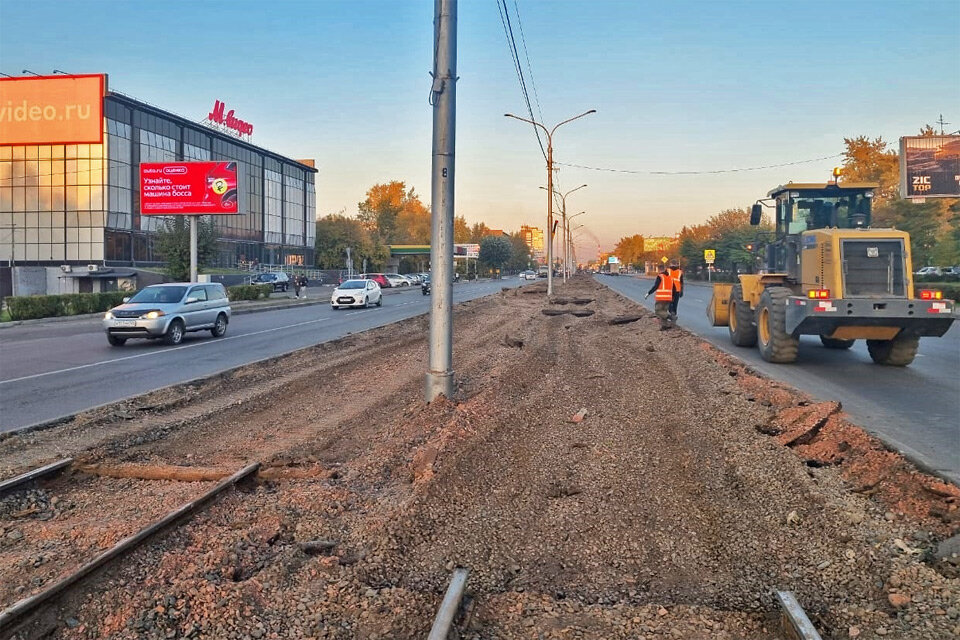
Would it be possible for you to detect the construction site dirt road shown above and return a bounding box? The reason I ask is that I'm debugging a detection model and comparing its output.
[1,277,957,639]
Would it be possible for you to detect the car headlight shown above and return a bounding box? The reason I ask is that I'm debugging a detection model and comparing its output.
[104,311,114,320]
[141,310,165,319]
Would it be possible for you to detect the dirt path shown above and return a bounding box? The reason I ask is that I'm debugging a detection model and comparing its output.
[0,278,956,640]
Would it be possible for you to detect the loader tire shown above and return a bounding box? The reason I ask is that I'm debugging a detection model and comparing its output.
[820,335,855,349]
[728,284,757,347]
[757,287,799,363]
[867,334,919,366]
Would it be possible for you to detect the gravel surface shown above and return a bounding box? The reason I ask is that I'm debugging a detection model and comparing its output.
[0,277,956,640]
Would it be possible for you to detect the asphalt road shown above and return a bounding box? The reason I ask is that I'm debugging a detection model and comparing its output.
[0,279,526,433]
[599,274,960,485]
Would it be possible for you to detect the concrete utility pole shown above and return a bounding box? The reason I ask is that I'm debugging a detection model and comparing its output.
[506,110,595,295]
[426,0,457,402]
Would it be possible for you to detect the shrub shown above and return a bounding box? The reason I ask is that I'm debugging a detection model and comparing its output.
[227,284,274,301]
[5,291,129,321]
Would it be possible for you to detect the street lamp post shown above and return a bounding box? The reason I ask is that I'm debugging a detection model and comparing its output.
[540,184,586,283]
[566,212,586,276]
[505,110,595,295]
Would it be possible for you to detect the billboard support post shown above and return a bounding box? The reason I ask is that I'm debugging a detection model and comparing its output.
[190,216,198,283]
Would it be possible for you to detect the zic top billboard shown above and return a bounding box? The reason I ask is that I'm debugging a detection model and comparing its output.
[0,74,106,146]
[140,162,239,215]
[899,135,960,198]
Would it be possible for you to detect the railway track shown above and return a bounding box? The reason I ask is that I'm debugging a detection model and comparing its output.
[0,459,258,639]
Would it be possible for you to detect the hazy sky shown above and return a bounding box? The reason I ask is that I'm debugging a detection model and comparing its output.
[2,0,958,253]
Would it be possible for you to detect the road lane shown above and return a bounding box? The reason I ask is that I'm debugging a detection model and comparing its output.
[598,274,960,485]
[0,279,525,432]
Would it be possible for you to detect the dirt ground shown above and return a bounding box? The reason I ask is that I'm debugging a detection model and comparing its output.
[0,276,957,640]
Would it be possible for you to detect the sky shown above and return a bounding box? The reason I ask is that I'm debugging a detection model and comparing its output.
[1,0,958,254]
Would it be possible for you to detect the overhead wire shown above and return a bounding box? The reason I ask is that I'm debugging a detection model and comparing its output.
[512,0,544,125]
[554,153,844,176]
[496,0,546,160]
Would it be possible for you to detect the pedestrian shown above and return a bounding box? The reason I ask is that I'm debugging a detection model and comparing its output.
[645,264,675,330]
[667,261,684,321]
[293,274,302,299]
[298,274,308,298]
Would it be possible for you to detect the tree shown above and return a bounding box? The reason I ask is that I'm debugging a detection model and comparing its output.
[314,213,387,270]
[613,234,645,268]
[469,222,490,243]
[841,136,900,203]
[505,232,533,272]
[357,181,431,245]
[479,235,512,277]
[154,216,218,281]
[454,215,471,243]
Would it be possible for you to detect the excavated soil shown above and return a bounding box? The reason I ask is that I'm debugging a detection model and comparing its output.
[0,277,957,640]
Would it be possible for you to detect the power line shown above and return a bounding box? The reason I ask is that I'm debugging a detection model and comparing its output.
[496,0,545,160]
[512,0,544,125]
[554,153,844,176]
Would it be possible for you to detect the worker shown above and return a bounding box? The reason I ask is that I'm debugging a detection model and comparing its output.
[667,261,684,321]
[645,264,675,330]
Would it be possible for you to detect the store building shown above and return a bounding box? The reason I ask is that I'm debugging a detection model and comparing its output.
[0,74,316,296]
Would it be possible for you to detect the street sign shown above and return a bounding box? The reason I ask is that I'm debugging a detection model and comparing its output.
[661,256,668,264]
[704,249,716,264]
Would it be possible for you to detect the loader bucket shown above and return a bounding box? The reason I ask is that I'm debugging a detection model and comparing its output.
[707,283,733,326]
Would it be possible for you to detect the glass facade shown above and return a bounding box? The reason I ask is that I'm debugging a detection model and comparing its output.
[1,93,316,269]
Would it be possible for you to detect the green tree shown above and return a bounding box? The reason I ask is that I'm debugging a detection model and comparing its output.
[314,213,387,270]
[479,235,512,277]
[154,216,218,281]
[505,232,533,272]
[469,222,491,243]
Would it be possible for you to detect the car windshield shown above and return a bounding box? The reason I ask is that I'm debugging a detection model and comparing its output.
[127,286,187,304]
[255,274,275,281]
[339,280,366,289]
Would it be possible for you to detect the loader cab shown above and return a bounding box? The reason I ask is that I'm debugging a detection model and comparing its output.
[762,182,876,278]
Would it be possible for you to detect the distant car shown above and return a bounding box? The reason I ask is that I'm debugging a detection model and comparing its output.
[521,270,537,280]
[403,273,423,285]
[252,272,290,292]
[359,273,391,288]
[914,266,942,276]
[384,273,410,287]
[103,283,231,346]
[941,266,960,276]
[537,266,548,278]
[331,279,382,309]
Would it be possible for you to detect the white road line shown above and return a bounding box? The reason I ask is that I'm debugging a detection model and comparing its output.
[0,317,330,386]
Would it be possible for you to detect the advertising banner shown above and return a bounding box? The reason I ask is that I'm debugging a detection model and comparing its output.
[140,162,239,215]
[454,243,480,258]
[899,135,960,198]
[0,74,106,146]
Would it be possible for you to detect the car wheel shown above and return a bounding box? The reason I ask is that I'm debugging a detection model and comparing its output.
[163,319,185,346]
[211,313,228,338]
[363,296,369,308]
[332,305,339,310]
[107,334,127,347]
[376,296,382,307]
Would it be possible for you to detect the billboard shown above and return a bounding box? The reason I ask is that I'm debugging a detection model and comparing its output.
[454,243,480,258]
[140,162,239,215]
[899,135,960,198]
[0,74,106,145]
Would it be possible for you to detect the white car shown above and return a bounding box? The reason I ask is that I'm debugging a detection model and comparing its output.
[331,279,382,309]
[384,273,410,287]
[521,270,537,280]
[914,266,942,277]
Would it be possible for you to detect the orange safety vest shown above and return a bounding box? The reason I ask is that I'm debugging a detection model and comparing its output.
[655,273,674,302]
[668,268,683,293]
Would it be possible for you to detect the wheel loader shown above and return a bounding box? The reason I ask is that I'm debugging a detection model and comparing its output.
[707,177,955,365]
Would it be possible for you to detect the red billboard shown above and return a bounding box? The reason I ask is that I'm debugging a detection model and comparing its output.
[140,162,238,215]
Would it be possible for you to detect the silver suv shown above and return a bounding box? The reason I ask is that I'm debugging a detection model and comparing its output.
[103,283,231,346]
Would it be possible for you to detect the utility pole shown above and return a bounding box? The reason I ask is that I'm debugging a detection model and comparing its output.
[189,216,198,282]
[936,114,950,135]
[426,0,457,402]
[506,110,595,295]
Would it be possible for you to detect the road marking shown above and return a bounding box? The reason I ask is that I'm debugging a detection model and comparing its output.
[0,317,331,386]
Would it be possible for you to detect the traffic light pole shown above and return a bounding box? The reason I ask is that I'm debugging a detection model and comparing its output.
[426,0,457,402]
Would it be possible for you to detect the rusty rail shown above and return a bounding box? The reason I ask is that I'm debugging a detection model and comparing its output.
[0,458,72,498]
[776,590,823,640]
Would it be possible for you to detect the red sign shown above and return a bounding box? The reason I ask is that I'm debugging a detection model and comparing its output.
[140,162,238,215]
[207,100,253,136]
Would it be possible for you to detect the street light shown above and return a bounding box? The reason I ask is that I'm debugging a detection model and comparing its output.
[539,184,586,282]
[505,109,596,295]
[566,211,586,278]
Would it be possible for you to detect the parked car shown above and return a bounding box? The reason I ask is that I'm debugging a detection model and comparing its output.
[103,283,231,347]
[405,273,423,285]
[914,266,943,277]
[331,279,382,309]
[252,272,290,291]
[384,273,411,287]
[359,273,391,288]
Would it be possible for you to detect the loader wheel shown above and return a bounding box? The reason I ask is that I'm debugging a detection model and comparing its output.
[728,284,757,347]
[867,334,919,366]
[820,335,855,349]
[756,287,799,363]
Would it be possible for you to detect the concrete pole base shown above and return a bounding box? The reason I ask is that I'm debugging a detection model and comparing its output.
[425,371,454,403]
